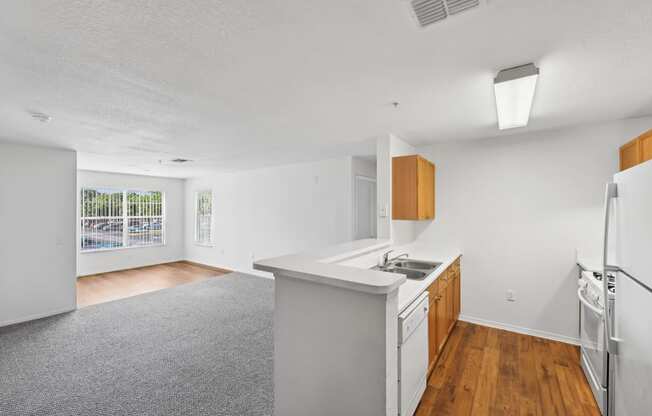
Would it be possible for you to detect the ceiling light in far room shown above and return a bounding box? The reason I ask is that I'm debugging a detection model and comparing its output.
[28,110,52,123]
[493,63,539,130]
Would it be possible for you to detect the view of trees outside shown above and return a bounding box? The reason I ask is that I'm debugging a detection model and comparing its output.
[80,188,164,251]
[195,191,212,244]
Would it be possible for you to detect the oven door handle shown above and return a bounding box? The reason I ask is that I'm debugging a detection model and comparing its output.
[577,288,604,317]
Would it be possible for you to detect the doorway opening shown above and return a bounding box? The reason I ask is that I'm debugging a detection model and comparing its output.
[352,156,377,239]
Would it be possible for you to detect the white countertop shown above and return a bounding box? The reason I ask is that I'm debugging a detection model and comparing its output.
[337,243,462,312]
[253,239,407,294]
[254,239,461,305]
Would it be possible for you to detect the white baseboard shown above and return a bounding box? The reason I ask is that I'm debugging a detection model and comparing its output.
[183,258,274,280]
[0,305,76,328]
[459,314,580,346]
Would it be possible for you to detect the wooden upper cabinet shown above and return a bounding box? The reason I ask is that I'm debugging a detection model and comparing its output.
[620,137,641,171]
[392,155,435,220]
[641,131,652,164]
[620,129,652,171]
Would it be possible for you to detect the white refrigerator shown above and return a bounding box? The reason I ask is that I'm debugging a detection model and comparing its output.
[603,160,652,415]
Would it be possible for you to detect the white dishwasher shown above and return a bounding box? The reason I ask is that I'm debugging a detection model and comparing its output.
[398,292,429,416]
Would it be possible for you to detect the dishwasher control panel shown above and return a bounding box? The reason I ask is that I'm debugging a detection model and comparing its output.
[398,292,429,344]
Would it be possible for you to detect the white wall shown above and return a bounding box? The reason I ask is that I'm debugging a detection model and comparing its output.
[414,117,652,342]
[376,138,391,239]
[274,274,397,416]
[351,157,376,179]
[77,170,185,276]
[0,142,77,326]
[184,158,353,273]
[376,134,418,244]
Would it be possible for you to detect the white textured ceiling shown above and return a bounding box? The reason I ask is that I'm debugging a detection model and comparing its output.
[1,0,651,177]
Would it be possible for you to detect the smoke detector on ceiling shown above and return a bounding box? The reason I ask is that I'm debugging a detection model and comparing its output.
[410,0,481,27]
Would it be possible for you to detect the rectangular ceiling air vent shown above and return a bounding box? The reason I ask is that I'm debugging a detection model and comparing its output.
[445,0,480,15]
[411,0,448,27]
[410,0,480,27]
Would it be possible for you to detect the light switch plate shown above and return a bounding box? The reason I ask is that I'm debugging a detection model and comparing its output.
[379,205,388,218]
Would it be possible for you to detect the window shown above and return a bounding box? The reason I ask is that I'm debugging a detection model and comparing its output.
[80,188,124,251]
[195,190,213,245]
[80,188,165,252]
[126,191,164,247]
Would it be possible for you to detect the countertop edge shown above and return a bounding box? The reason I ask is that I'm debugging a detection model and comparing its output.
[253,239,405,295]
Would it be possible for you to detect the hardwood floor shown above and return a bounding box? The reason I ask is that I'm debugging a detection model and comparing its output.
[76,261,229,308]
[415,321,600,416]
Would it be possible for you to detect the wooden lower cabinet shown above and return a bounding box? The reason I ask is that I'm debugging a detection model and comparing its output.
[427,257,461,375]
[435,279,448,351]
[427,295,438,364]
[452,268,460,319]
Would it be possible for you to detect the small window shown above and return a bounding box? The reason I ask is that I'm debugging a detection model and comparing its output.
[80,188,165,252]
[195,190,213,246]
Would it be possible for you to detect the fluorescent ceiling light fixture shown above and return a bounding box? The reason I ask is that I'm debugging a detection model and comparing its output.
[493,63,539,130]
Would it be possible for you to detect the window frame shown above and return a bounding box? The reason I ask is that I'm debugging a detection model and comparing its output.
[194,189,214,247]
[79,187,167,253]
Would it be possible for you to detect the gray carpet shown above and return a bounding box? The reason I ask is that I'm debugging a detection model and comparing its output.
[0,273,273,416]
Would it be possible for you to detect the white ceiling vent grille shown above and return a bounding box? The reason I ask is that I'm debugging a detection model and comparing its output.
[410,0,480,27]
[411,0,448,27]
[446,0,479,15]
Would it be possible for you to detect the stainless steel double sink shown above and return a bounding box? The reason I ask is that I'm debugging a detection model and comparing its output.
[371,259,442,280]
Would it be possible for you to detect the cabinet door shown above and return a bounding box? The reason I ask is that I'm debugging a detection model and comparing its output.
[392,156,418,219]
[446,277,455,333]
[392,155,436,220]
[453,273,460,320]
[641,131,652,164]
[428,298,438,370]
[417,157,435,220]
[427,278,440,371]
[620,138,641,171]
[435,278,448,352]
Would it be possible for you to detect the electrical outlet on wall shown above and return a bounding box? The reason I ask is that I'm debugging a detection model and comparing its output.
[506,290,516,302]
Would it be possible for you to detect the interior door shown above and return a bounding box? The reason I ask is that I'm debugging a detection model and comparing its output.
[354,176,377,239]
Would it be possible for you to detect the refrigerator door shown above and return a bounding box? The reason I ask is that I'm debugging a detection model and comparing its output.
[609,161,652,415]
[613,161,652,288]
[611,271,652,416]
